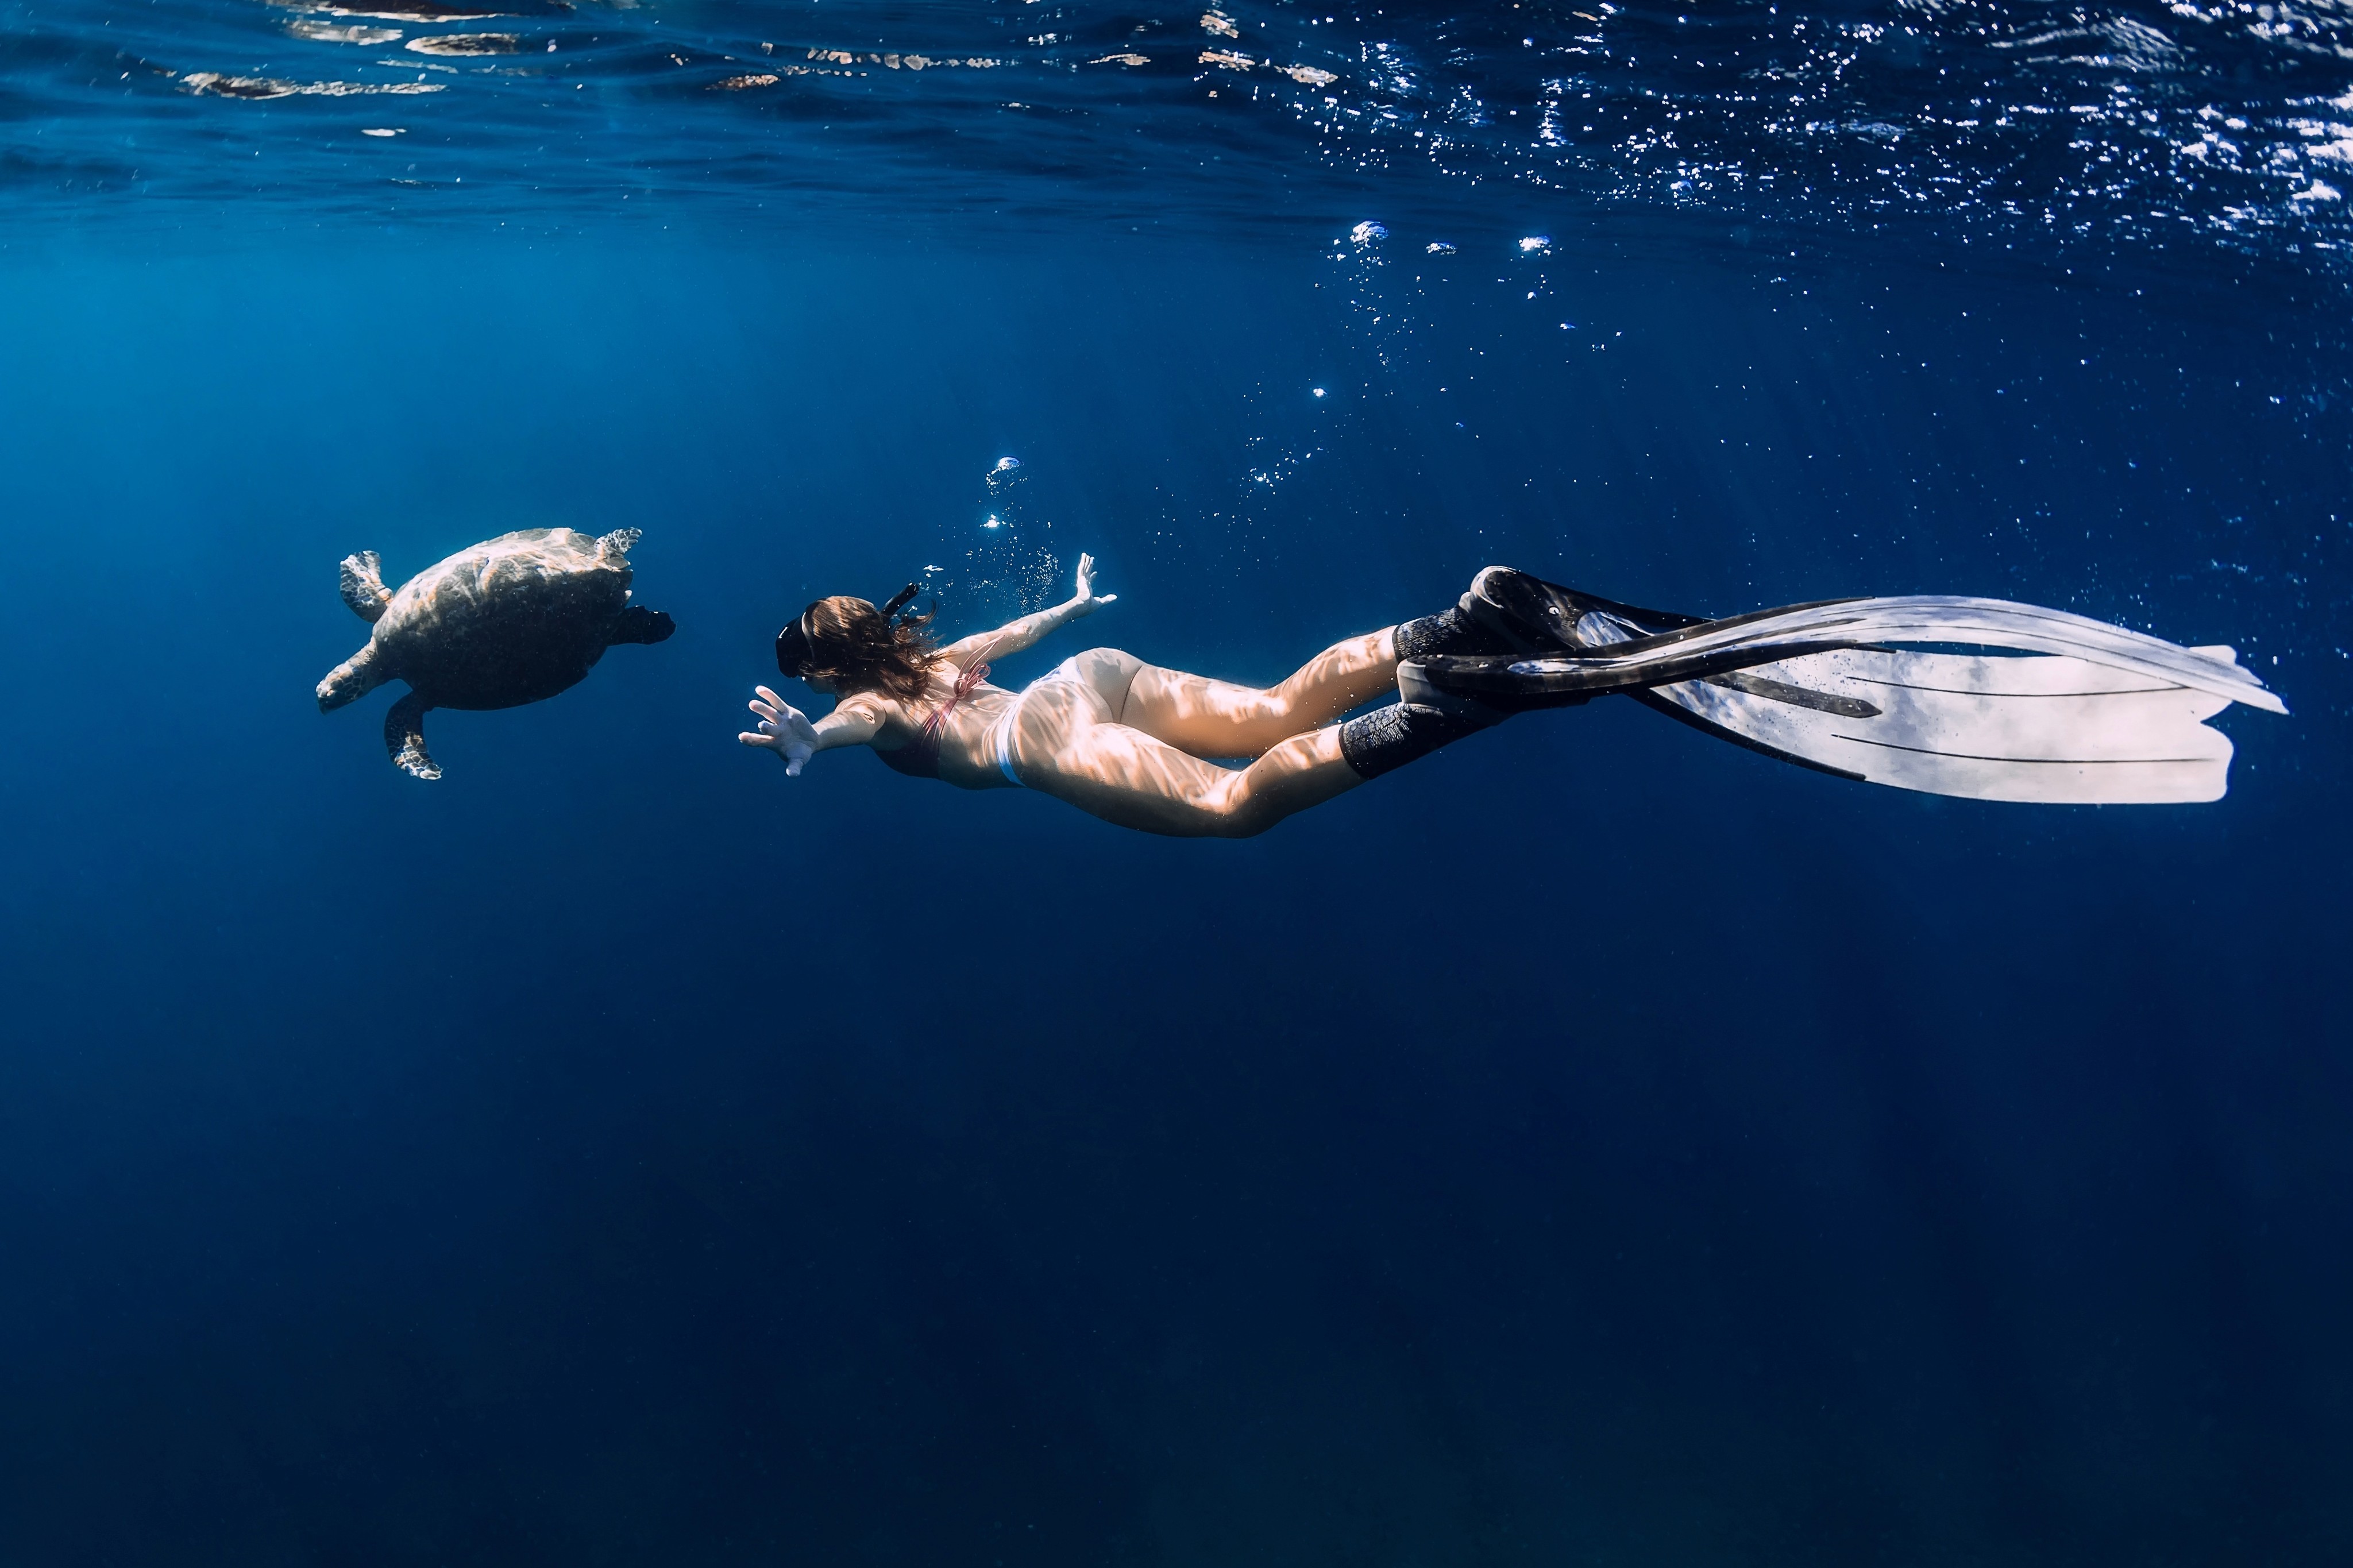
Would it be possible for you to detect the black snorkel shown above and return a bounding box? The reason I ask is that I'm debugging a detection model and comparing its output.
[775,582,924,678]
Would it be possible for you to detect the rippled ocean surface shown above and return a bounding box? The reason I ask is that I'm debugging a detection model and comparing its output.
[15,0,2353,251]
[2,4,2348,1566]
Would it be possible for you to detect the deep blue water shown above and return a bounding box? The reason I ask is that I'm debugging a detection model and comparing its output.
[3,3,2350,1565]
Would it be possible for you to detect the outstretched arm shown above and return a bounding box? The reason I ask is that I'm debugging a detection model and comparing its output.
[738,688,881,777]
[943,553,1117,668]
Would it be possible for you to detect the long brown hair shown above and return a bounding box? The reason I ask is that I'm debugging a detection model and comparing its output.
[795,594,942,702]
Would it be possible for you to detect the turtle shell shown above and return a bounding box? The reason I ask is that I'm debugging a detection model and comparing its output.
[372,528,636,710]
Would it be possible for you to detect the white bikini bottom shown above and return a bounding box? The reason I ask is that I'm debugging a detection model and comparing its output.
[986,655,1088,787]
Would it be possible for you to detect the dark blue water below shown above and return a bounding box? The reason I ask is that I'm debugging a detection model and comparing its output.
[3,3,2351,1565]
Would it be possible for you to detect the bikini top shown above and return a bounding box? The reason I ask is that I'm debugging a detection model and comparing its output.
[876,659,991,781]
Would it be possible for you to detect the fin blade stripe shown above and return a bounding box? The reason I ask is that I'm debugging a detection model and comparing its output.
[1829,734,2217,766]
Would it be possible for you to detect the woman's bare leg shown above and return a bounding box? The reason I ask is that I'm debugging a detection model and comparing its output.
[1011,679,1363,837]
[1035,727,1362,838]
[1116,629,1400,759]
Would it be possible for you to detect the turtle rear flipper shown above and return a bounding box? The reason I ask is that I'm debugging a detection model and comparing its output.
[596,528,642,563]
[340,551,391,622]
[385,689,442,781]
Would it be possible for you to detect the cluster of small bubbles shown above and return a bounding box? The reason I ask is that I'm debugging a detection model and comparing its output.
[1311,217,1596,401]
[956,454,1058,621]
[1335,221,1412,366]
[1220,391,1330,570]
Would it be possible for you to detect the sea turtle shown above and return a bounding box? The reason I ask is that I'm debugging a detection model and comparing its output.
[316,527,676,779]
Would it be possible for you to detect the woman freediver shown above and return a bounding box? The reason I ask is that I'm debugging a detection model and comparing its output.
[739,554,1514,837]
[741,553,2289,816]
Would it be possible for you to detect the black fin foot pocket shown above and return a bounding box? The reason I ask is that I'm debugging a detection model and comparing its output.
[1393,604,1510,661]
[1338,700,1504,781]
[1463,568,1708,653]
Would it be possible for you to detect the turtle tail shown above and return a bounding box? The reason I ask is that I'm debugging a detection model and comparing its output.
[385,689,442,781]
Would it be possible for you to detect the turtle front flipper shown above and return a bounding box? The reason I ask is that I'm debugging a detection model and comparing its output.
[384,689,442,781]
[608,605,676,646]
[340,551,392,622]
[317,641,389,711]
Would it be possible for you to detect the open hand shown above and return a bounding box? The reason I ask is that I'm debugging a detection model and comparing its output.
[738,686,820,775]
[1073,552,1117,614]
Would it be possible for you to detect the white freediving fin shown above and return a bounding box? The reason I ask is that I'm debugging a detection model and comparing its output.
[1415,578,2288,805]
[1638,647,2242,804]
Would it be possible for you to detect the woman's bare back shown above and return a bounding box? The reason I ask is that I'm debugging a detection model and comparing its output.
[851,672,1026,790]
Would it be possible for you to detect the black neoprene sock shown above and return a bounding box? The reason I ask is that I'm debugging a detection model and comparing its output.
[1338,700,1502,781]
[1392,604,1509,662]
